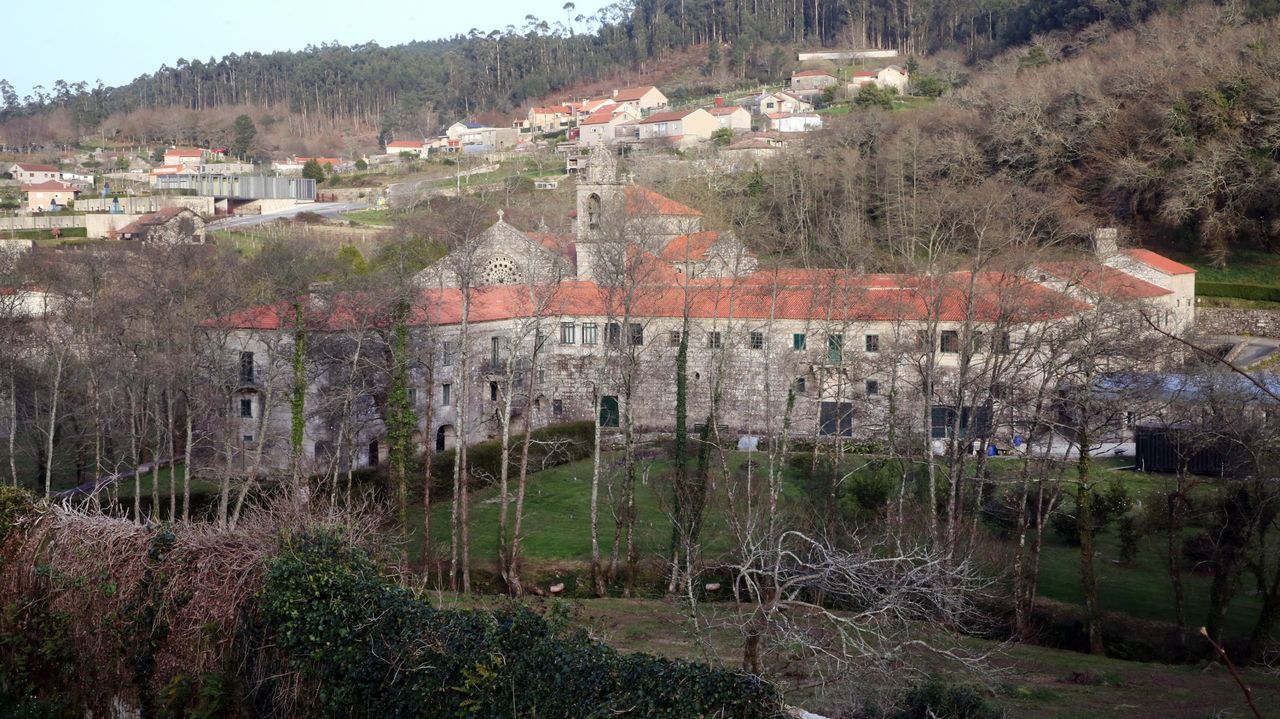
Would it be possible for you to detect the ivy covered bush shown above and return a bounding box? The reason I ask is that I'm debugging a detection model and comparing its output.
[249,529,783,718]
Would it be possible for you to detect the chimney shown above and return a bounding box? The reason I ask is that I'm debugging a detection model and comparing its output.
[612,88,619,98]
[1092,227,1118,259]
[307,280,335,312]
[714,96,725,107]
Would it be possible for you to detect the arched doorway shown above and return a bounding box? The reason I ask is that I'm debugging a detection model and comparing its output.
[435,425,456,452]
[368,439,380,467]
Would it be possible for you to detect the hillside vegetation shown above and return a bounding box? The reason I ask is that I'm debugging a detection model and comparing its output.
[5,0,1279,151]
[689,4,1280,269]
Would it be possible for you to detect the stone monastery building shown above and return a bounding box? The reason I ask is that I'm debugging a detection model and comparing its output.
[217,148,1196,473]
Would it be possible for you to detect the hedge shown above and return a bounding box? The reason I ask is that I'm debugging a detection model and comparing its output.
[1196,281,1280,302]
[250,530,784,718]
[1,505,783,718]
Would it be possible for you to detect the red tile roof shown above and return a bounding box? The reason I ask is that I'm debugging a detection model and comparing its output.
[11,163,58,172]
[211,270,1086,332]
[613,86,659,102]
[793,69,836,78]
[581,110,616,125]
[707,106,746,116]
[120,207,196,235]
[661,231,722,261]
[1121,249,1196,275]
[624,185,702,217]
[1037,261,1172,299]
[165,148,204,157]
[386,140,424,148]
[637,109,698,125]
[21,180,77,192]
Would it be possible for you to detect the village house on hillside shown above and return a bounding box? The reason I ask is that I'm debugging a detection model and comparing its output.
[385,140,429,158]
[789,69,838,93]
[707,106,752,132]
[212,147,1196,475]
[763,112,823,133]
[20,179,79,211]
[578,105,641,146]
[527,105,575,133]
[637,108,719,145]
[752,91,813,116]
[6,163,61,183]
[849,65,909,95]
[118,207,206,244]
[611,85,668,114]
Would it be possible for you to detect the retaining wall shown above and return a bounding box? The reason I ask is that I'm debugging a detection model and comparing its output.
[1196,307,1280,338]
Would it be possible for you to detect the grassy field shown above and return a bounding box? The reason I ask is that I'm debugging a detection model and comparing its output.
[407,451,1271,643]
[340,208,394,226]
[1183,248,1280,286]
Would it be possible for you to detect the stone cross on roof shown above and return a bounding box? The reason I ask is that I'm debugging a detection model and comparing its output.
[497,209,505,222]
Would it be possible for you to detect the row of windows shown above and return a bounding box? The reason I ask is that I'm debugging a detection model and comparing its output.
[793,377,878,396]
[559,322,642,346]
[428,329,1013,367]
[240,329,1013,394]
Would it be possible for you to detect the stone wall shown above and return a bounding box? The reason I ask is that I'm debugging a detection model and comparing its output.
[77,196,215,215]
[85,213,142,238]
[1196,307,1280,338]
[0,215,84,231]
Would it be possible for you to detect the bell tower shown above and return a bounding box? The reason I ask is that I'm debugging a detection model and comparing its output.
[576,145,623,242]
[574,145,624,281]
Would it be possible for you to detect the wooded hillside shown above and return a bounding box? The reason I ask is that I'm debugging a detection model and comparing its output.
[701,4,1280,267]
[5,0,1276,146]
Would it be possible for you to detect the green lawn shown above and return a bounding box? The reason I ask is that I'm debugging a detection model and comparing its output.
[341,208,394,226]
[1183,248,1280,287]
[407,450,1269,641]
[410,456,680,564]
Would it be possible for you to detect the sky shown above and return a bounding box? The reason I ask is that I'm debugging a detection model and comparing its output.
[0,0,613,99]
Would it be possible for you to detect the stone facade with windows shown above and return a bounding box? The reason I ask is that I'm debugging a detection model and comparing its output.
[210,149,1197,474]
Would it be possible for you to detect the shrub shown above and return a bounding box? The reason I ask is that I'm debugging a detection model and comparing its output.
[893,679,1002,719]
[1117,515,1142,564]
[251,529,783,718]
[0,485,33,541]
[1050,481,1133,545]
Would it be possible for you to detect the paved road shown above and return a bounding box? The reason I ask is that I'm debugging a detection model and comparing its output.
[208,201,371,230]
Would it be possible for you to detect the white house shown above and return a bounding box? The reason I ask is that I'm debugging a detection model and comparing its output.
[386,140,429,158]
[163,147,207,166]
[849,65,909,95]
[578,104,641,146]
[754,91,813,116]
[6,163,60,183]
[612,86,669,114]
[764,113,823,133]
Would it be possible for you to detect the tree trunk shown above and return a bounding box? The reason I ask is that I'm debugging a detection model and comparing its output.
[43,350,65,498]
[1077,440,1105,656]
[590,391,606,597]
[183,399,193,523]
